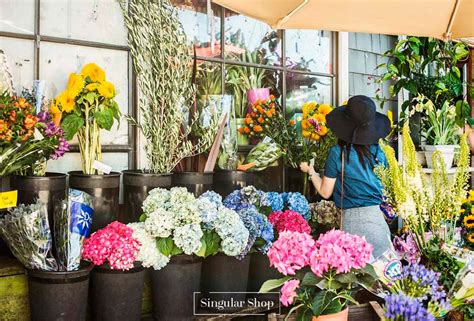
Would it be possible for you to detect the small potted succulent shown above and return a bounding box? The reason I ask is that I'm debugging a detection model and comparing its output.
[82,221,145,321]
[56,63,121,232]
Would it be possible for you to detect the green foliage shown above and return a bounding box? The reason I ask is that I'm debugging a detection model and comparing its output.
[156,237,183,256]
[201,230,221,258]
[62,114,85,141]
[123,0,218,174]
[424,237,463,290]
[259,276,292,293]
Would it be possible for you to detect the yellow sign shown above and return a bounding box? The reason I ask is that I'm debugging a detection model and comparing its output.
[0,190,18,209]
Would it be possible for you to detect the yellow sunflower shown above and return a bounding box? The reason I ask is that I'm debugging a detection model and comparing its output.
[86,83,100,92]
[66,73,84,98]
[98,81,115,99]
[468,233,474,244]
[312,113,326,123]
[464,215,474,229]
[57,90,76,113]
[469,190,474,202]
[302,130,311,138]
[80,63,106,82]
[318,104,333,116]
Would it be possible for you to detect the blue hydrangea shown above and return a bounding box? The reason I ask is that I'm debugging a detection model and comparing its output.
[200,191,222,208]
[286,192,310,220]
[236,206,274,258]
[240,186,261,205]
[254,213,274,253]
[266,192,283,211]
[223,190,242,210]
[384,293,435,321]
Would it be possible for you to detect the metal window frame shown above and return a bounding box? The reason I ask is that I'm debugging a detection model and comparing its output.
[0,0,136,169]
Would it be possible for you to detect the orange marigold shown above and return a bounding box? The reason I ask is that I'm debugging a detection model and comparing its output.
[253,125,263,133]
[244,127,250,134]
[266,111,273,118]
[257,106,265,114]
[24,114,38,129]
[269,95,275,100]
[258,117,264,124]
[245,117,253,125]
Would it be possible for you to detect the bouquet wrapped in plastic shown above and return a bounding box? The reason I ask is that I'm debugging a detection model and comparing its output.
[0,201,58,271]
[55,189,94,271]
[239,137,284,172]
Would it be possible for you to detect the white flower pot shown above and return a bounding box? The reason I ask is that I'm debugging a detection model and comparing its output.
[422,145,457,169]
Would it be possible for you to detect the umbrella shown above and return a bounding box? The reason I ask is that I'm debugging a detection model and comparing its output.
[212,0,474,40]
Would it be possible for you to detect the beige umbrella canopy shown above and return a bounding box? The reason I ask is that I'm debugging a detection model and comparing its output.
[212,0,474,40]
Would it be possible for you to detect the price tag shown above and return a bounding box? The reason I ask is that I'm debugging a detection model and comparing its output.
[0,190,18,209]
[93,161,112,174]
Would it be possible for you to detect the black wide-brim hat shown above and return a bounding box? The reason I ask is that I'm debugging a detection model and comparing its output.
[326,95,391,145]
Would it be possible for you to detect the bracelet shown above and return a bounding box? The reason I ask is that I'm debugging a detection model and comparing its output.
[308,170,318,180]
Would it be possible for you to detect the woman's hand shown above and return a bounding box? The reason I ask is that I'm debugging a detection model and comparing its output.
[300,162,313,174]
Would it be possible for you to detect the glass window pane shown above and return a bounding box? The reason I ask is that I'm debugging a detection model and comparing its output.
[224,11,282,66]
[286,74,333,117]
[0,0,35,34]
[40,0,127,46]
[196,60,221,96]
[286,30,333,74]
[172,0,221,58]
[0,37,35,92]
[39,42,129,145]
[225,65,281,119]
[47,152,129,173]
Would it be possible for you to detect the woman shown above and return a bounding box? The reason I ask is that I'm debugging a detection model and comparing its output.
[300,95,392,258]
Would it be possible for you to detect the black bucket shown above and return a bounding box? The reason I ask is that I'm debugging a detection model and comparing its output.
[90,263,145,321]
[284,167,320,202]
[213,171,254,197]
[10,172,67,231]
[151,255,202,321]
[201,253,251,312]
[122,170,172,223]
[27,263,92,321]
[68,171,121,232]
[171,172,213,197]
[0,176,11,256]
[253,163,283,192]
[247,252,281,299]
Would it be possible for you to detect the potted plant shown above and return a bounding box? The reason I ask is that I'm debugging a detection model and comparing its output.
[121,0,217,223]
[0,198,94,321]
[261,229,377,321]
[128,188,249,319]
[1,87,69,229]
[82,221,145,321]
[54,63,121,232]
[227,50,269,145]
[404,95,459,169]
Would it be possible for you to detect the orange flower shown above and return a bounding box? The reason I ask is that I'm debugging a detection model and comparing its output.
[289,119,296,126]
[261,99,267,104]
[266,111,273,118]
[271,108,276,115]
[302,130,311,138]
[251,112,257,118]
[9,110,16,122]
[318,104,333,116]
[245,117,253,125]
[21,129,33,141]
[24,114,38,129]
[258,117,264,124]
[0,120,7,133]
[257,106,265,114]
[311,133,321,141]
[238,127,245,134]
[18,97,27,108]
[269,95,275,100]
[317,126,328,136]
[253,125,263,133]
[301,120,310,130]
[244,127,250,134]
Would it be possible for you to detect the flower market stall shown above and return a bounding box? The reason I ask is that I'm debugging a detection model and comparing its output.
[0,0,473,320]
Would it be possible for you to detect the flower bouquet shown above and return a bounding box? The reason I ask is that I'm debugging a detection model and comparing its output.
[55,63,120,174]
[261,229,376,320]
[0,91,69,177]
[460,192,474,250]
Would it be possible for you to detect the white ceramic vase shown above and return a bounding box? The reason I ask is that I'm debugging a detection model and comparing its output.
[422,145,457,169]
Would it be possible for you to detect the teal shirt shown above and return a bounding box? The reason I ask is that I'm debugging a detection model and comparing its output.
[324,145,387,209]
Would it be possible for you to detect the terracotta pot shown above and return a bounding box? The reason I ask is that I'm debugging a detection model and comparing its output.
[312,308,348,321]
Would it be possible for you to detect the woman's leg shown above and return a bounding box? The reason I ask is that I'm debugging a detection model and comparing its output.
[342,206,393,258]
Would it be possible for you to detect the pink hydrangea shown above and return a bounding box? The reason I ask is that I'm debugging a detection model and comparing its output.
[267,231,315,275]
[82,221,141,270]
[268,210,311,234]
[309,229,372,276]
[280,279,300,306]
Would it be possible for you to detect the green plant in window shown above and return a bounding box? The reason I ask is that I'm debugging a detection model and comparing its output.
[122,0,218,174]
[196,62,221,97]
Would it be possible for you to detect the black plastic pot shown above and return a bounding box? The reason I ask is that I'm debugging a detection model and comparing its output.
[27,263,92,321]
[201,253,251,312]
[68,171,121,232]
[213,171,255,197]
[122,170,172,223]
[172,172,213,197]
[151,255,202,321]
[10,172,67,230]
[0,176,11,255]
[247,252,281,299]
[90,263,145,321]
[253,163,283,192]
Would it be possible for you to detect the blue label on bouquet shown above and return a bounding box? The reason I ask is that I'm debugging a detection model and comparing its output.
[70,201,93,236]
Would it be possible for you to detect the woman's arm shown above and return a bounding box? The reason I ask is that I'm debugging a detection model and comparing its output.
[300,162,336,199]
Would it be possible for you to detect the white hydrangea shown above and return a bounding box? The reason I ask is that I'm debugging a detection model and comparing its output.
[196,197,218,226]
[128,222,170,270]
[173,223,203,255]
[214,207,249,256]
[144,208,175,238]
[142,188,171,213]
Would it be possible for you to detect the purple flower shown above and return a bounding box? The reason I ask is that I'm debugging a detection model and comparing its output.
[384,293,435,321]
[51,137,69,160]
